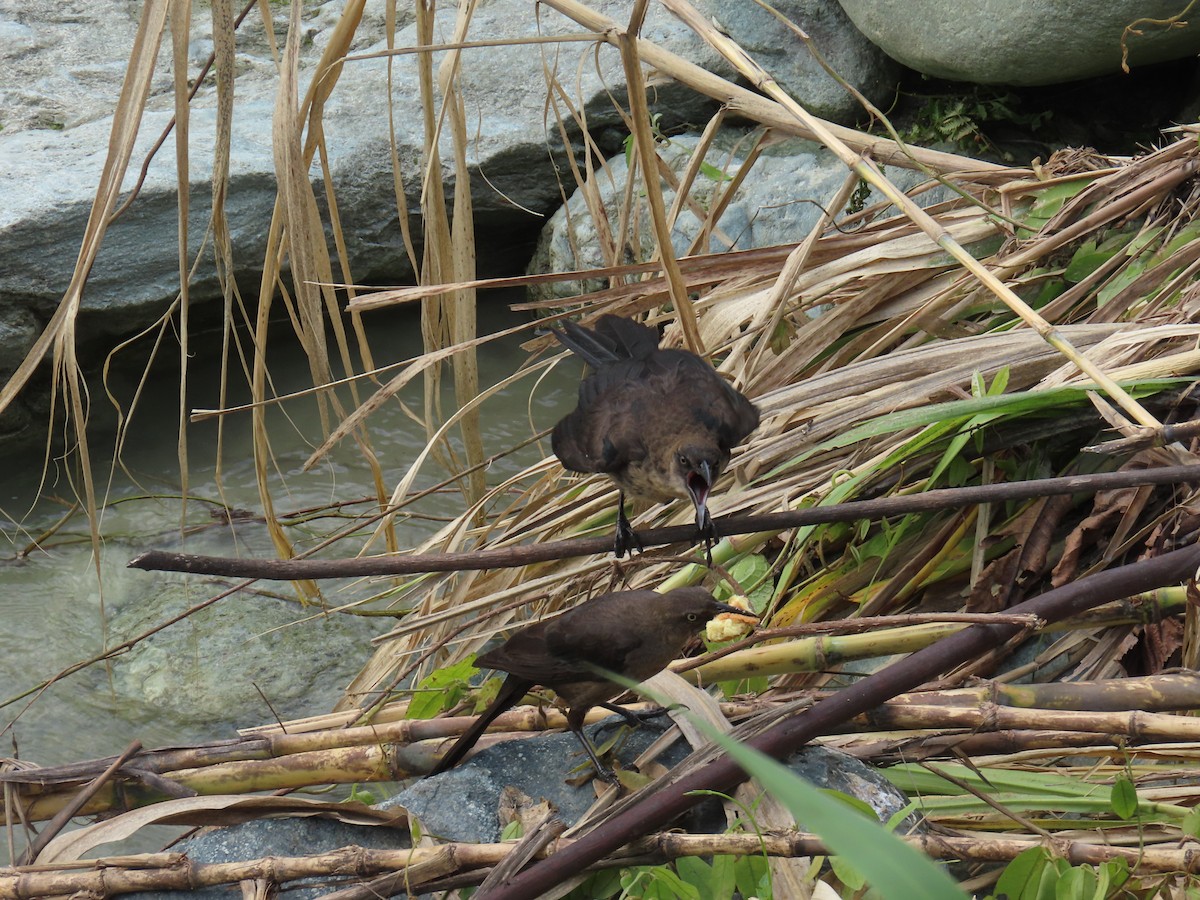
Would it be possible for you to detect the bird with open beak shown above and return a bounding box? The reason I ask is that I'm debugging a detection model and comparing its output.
[551,315,760,560]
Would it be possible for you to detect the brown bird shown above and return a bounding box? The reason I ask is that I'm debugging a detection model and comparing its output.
[427,587,749,782]
[551,315,760,557]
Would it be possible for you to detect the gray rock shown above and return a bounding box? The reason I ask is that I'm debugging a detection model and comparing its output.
[837,0,1200,86]
[716,0,900,124]
[527,129,935,302]
[139,816,410,900]
[398,721,683,844]
[106,577,382,727]
[0,0,907,398]
[400,719,914,843]
[132,723,913,899]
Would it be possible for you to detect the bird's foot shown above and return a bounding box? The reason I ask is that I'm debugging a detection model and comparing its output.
[592,764,620,785]
[614,503,644,558]
[570,727,623,785]
[594,702,673,736]
[698,509,718,567]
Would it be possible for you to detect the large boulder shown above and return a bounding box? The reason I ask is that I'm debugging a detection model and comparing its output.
[718,0,900,123]
[837,0,1200,86]
[0,0,900,416]
[527,128,940,302]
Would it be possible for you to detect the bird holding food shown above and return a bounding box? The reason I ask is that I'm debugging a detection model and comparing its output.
[427,586,755,782]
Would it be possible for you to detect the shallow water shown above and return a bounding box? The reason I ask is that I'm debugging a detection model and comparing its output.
[0,295,573,857]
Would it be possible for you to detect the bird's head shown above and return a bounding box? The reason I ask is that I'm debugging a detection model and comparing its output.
[661,587,758,642]
[673,444,726,531]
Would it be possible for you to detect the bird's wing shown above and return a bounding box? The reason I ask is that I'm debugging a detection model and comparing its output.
[551,362,649,474]
[553,319,620,367]
[594,315,660,360]
[542,596,647,678]
[714,377,761,448]
[427,673,531,775]
[477,627,598,685]
[655,352,760,448]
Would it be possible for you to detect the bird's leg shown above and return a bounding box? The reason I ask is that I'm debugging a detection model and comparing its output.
[598,700,672,726]
[568,723,619,784]
[698,506,717,567]
[613,491,644,558]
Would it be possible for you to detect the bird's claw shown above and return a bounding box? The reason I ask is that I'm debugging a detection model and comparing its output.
[594,703,672,737]
[594,765,620,785]
[614,503,644,558]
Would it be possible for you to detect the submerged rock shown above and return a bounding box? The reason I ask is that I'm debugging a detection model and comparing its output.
[107,579,382,727]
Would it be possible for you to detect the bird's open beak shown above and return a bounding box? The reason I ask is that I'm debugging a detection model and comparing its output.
[685,459,714,530]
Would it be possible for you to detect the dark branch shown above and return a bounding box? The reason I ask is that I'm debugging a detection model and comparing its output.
[129,465,1200,580]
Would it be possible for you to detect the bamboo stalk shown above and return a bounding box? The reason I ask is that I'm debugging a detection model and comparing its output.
[4,828,1199,898]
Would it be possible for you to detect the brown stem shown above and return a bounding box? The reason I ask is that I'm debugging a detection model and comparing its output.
[129,465,1200,579]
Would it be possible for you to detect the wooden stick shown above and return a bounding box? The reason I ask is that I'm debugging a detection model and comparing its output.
[129,465,1200,580]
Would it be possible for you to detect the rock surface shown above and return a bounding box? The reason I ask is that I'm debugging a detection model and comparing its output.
[138,816,410,900]
[135,719,915,899]
[527,129,937,302]
[106,576,382,727]
[400,719,915,843]
[0,0,898,421]
[837,0,1200,86]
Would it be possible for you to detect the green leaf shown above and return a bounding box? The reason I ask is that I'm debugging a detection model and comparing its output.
[1155,220,1200,259]
[732,852,769,900]
[674,858,715,900]
[1063,239,1113,283]
[691,730,966,899]
[1096,857,1130,895]
[500,819,524,840]
[1181,806,1200,838]
[1054,864,1095,900]
[1110,775,1138,819]
[723,553,774,612]
[637,866,702,900]
[698,161,732,182]
[829,854,867,891]
[345,784,377,805]
[1014,178,1094,238]
[406,656,480,719]
[707,855,738,900]
[995,846,1050,900]
[570,867,624,899]
[718,675,770,698]
[1096,258,1147,305]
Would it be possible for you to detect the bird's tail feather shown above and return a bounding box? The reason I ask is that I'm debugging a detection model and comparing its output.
[427,675,529,777]
[595,314,659,360]
[553,319,621,367]
[553,315,659,366]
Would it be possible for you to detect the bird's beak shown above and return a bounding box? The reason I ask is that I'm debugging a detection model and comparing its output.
[685,459,714,530]
[714,601,758,618]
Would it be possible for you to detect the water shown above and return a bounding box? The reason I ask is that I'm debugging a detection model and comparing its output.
[0,294,573,857]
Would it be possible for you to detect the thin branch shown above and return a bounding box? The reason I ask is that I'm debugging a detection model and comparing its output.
[129,465,1200,579]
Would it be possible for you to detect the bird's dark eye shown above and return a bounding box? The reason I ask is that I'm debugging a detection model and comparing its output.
[686,612,698,622]
[678,453,688,467]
